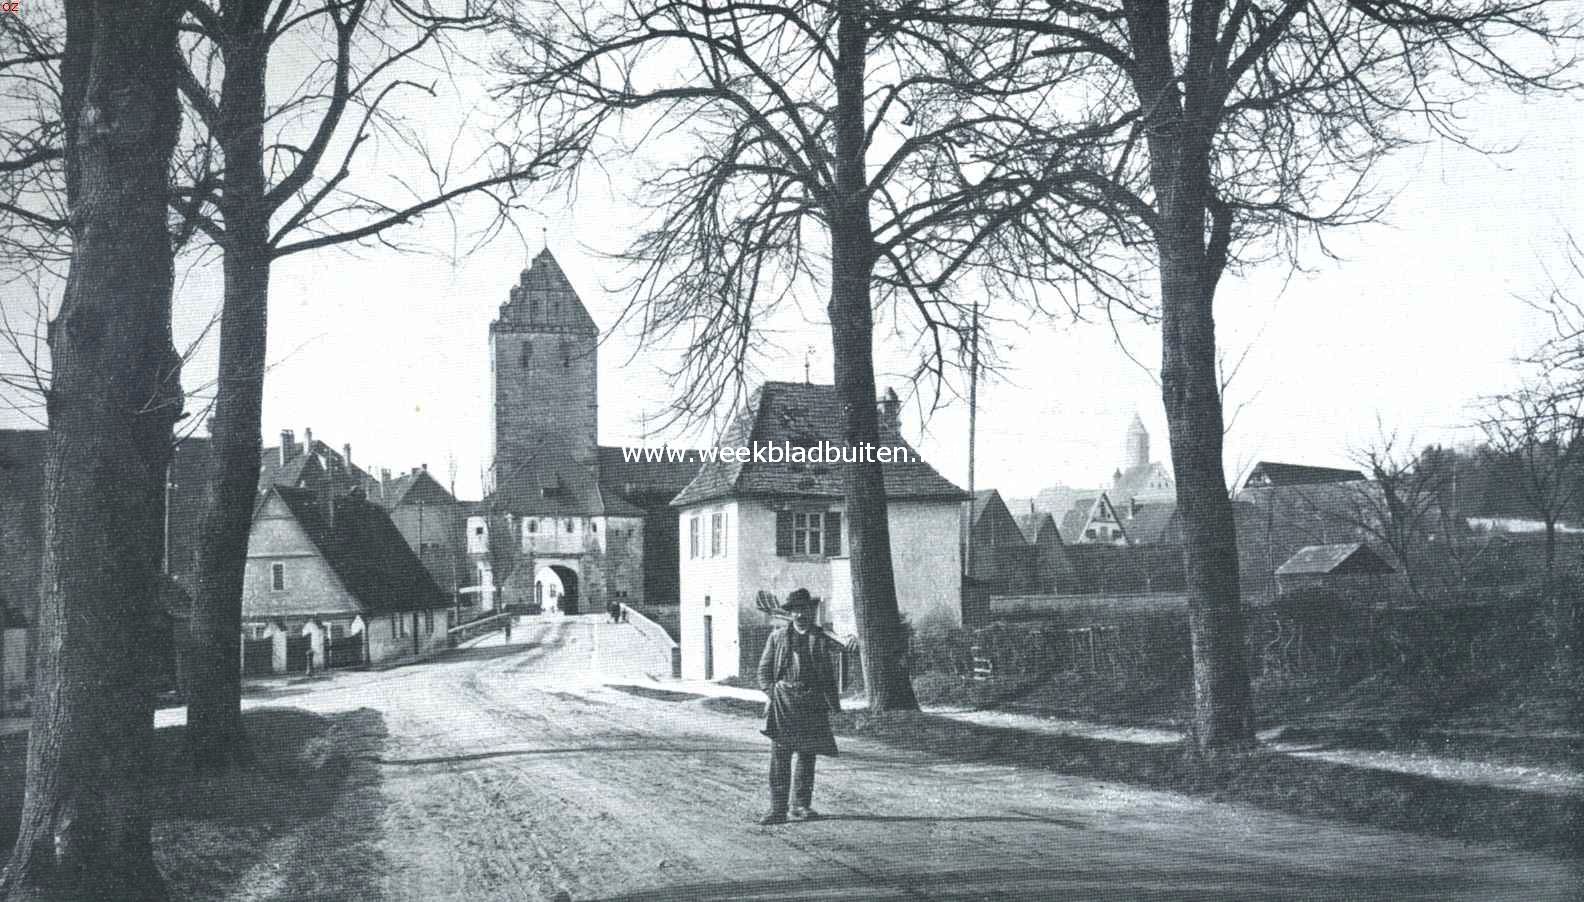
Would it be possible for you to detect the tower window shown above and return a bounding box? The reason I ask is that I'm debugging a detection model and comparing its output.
[520,342,532,367]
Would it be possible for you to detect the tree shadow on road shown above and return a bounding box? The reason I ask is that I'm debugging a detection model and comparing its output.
[815,811,1085,829]
[588,863,1477,901]
[843,711,1582,857]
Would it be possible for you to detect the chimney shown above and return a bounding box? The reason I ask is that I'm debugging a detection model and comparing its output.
[280,429,295,466]
[343,443,352,466]
[412,466,421,476]
[877,387,901,432]
[304,427,314,450]
[381,468,391,484]
[421,462,428,473]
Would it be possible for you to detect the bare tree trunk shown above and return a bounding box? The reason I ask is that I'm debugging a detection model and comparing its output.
[186,10,270,771]
[0,0,182,896]
[1124,0,1256,755]
[1160,256,1255,752]
[830,0,915,712]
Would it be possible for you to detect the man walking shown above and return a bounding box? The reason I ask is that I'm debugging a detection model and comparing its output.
[756,588,841,825]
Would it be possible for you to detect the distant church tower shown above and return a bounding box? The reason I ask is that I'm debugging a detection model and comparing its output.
[1124,413,1149,471]
[488,249,599,495]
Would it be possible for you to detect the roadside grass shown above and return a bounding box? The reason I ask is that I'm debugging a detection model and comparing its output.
[696,694,1581,857]
[906,666,1584,770]
[0,706,388,901]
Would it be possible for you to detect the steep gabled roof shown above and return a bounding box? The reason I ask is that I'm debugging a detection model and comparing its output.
[378,469,456,511]
[1058,496,1098,543]
[493,248,599,336]
[971,489,1001,525]
[597,445,706,505]
[1015,511,1061,545]
[1276,542,1395,576]
[672,382,966,507]
[272,486,447,613]
[1245,461,1367,489]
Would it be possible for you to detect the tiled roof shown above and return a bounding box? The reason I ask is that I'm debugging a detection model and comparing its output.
[1058,497,1098,543]
[971,489,1002,525]
[1015,511,1060,545]
[1244,461,1367,489]
[378,469,456,511]
[272,486,448,613]
[596,445,706,503]
[1122,501,1179,545]
[1276,542,1395,576]
[489,449,625,517]
[671,382,967,507]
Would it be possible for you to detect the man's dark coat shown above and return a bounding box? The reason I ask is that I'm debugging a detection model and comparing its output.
[757,623,842,755]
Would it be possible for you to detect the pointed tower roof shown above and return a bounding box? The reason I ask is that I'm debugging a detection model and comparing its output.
[494,248,599,335]
[1127,412,1147,435]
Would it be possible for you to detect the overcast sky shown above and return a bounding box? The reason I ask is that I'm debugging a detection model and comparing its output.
[4,24,1581,504]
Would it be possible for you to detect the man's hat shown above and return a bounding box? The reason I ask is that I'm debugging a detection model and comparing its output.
[782,588,819,611]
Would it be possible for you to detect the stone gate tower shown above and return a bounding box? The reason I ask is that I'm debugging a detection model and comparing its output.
[488,248,599,495]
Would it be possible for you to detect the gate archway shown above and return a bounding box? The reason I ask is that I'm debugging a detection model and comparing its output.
[534,564,581,614]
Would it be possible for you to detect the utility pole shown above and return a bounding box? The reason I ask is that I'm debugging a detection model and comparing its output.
[965,300,979,576]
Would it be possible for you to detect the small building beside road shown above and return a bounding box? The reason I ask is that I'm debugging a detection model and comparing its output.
[671,381,968,681]
[243,485,451,671]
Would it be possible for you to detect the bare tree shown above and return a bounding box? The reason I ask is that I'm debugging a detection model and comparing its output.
[1475,383,1584,584]
[163,0,570,769]
[1339,430,1450,600]
[0,0,184,895]
[915,0,1581,753]
[496,0,1126,710]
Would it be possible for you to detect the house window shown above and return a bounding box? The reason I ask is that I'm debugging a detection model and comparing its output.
[793,512,823,556]
[711,512,725,558]
[564,519,573,534]
[474,525,485,535]
[689,515,701,559]
[396,614,408,638]
[424,610,434,634]
[528,519,538,533]
[775,510,841,557]
[1085,528,1097,540]
[270,562,285,591]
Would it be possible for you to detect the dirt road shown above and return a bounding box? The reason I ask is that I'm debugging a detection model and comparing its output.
[247,617,1581,901]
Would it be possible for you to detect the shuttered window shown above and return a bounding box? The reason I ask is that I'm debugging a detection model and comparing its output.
[824,511,842,556]
[775,511,793,556]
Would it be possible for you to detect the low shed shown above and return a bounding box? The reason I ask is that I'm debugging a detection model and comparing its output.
[1275,543,1395,595]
